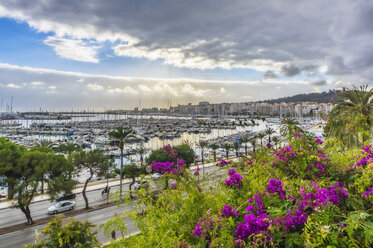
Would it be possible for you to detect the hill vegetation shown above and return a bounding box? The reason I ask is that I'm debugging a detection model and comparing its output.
[261,90,340,104]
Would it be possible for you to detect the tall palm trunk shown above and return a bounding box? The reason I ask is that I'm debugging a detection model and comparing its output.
[120,144,124,197]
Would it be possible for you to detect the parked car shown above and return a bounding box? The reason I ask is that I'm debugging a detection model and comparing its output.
[56,192,76,202]
[48,201,76,215]
[133,180,149,191]
[0,187,7,198]
[151,173,162,180]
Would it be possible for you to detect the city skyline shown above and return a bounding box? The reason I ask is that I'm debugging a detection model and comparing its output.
[1,1,372,110]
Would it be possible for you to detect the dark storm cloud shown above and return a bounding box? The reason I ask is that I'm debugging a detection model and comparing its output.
[310,80,327,86]
[1,0,373,84]
[281,65,301,77]
[263,70,277,79]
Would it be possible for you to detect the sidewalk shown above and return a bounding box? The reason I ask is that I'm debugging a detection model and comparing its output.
[0,177,132,210]
[0,157,241,210]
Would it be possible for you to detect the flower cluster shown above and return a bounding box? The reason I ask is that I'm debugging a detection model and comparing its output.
[272,144,331,178]
[266,179,286,199]
[224,168,243,188]
[298,182,348,210]
[356,145,373,167]
[273,145,296,163]
[234,213,271,240]
[273,209,307,232]
[246,160,254,166]
[151,159,187,175]
[221,205,239,217]
[246,194,265,214]
[362,188,373,198]
[193,216,222,242]
[174,241,191,248]
[171,183,178,190]
[194,166,200,176]
[216,159,231,167]
[163,144,178,157]
[314,138,323,145]
[293,131,301,137]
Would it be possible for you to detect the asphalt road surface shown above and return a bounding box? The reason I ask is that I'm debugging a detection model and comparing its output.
[0,162,231,247]
[0,183,125,229]
[0,204,138,248]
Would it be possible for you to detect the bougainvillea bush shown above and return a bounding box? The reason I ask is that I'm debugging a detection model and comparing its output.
[110,134,373,248]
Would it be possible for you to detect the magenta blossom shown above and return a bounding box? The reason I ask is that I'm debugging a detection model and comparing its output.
[266,179,286,199]
[224,168,243,188]
[314,138,323,145]
[362,188,373,198]
[221,205,239,217]
[216,159,231,167]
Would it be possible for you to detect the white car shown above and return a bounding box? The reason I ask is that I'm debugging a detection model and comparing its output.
[133,180,149,191]
[151,173,162,180]
[48,200,76,215]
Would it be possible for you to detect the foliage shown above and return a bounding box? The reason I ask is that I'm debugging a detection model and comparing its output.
[26,217,99,248]
[109,126,134,196]
[1,143,74,224]
[0,137,24,199]
[107,125,373,248]
[131,142,151,165]
[100,213,128,240]
[324,85,373,148]
[115,163,148,198]
[56,143,82,154]
[69,149,115,209]
[146,143,195,166]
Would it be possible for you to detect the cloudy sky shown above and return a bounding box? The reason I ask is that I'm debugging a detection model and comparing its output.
[0,0,371,111]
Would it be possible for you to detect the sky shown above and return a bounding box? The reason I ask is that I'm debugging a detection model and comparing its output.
[0,0,372,111]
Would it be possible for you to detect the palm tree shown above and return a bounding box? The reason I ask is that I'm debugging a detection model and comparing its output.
[131,142,150,165]
[280,118,300,137]
[233,142,240,157]
[222,143,232,159]
[34,140,55,152]
[326,85,373,146]
[196,140,208,164]
[196,140,208,176]
[257,132,265,147]
[265,127,276,143]
[209,143,219,162]
[108,126,133,196]
[240,136,250,155]
[57,143,81,155]
[272,136,280,149]
[249,137,257,154]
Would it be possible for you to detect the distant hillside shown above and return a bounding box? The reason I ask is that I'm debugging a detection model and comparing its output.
[261,90,341,104]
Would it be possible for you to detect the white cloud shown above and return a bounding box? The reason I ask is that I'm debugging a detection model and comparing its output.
[30,81,45,86]
[6,83,21,88]
[182,83,206,97]
[0,63,337,111]
[107,86,138,95]
[87,83,104,91]
[44,36,100,63]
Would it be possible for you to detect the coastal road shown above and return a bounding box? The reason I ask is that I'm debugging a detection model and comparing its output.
[0,204,138,248]
[0,162,232,247]
[0,183,125,229]
[0,161,227,229]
